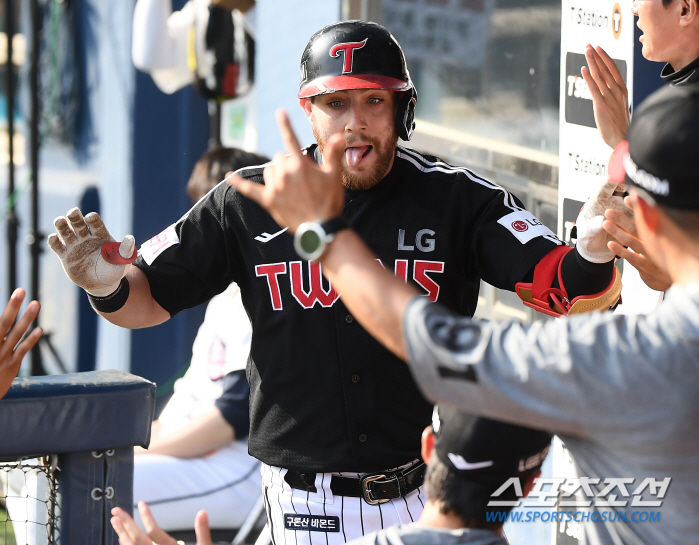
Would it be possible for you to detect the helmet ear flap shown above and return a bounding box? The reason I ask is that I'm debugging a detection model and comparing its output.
[396,89,417,141]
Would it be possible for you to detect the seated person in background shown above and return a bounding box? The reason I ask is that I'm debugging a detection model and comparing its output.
[112,405,551,545]
[132,147,269,533]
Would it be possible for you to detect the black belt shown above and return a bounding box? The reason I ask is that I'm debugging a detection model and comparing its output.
[284,461,426,505]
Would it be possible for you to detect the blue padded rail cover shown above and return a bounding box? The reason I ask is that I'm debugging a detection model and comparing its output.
[0,370,155,457]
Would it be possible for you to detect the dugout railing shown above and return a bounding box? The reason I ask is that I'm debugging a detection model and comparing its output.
[0,370,155,545]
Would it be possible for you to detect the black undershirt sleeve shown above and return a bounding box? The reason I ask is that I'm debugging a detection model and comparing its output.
[214,370,250,438]
[523,247,614,301]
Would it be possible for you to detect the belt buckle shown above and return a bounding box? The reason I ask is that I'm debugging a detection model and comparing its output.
[361,473,392,505]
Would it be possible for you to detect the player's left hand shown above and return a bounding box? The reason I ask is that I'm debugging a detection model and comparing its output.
[575,176,633,264]
[227,109,346,233]
[111,502,212,545]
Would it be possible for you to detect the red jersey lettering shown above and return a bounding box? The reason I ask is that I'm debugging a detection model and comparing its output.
[395,260,408,282]
[414,260,445,302]
[256,263,287,311]
[290,261,341,309]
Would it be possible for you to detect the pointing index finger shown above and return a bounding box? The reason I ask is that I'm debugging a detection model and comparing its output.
[275,109,304,158]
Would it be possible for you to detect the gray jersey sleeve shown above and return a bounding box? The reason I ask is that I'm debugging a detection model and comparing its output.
[402,288,699,444]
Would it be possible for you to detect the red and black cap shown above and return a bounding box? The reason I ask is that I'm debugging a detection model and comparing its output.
[608,85,699,210]
[298,20,414,99]
[432,405,552,484]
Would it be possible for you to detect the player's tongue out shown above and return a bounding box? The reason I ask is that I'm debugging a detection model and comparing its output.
[345,146,371,167]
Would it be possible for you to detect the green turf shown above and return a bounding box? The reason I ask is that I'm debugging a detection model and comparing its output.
[0,502,17,545]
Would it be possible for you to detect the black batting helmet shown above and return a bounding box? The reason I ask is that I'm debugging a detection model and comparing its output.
[298,21,417,141]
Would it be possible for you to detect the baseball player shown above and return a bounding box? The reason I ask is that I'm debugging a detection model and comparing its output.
[50,21,623,545]
[234,81,699,544]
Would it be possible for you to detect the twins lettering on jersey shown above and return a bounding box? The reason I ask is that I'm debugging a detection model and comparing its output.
[254,228,442,311]
[256,259,444,311]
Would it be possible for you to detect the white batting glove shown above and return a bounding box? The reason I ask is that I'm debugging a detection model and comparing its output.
[47,208,137,296]
[575,179,633,263]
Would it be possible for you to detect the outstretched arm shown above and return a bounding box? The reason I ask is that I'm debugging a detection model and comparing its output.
[95,266,171,329]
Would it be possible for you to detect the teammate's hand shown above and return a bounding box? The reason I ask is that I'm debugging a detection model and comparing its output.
[0,289,42,399]
[603,205,672,292]
[581,45,630,149]
[111,502,212,545]
[47,208,136,296]
[575,178,633,263]
[227,109,345,233]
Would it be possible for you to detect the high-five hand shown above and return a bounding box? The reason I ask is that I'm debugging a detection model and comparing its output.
[111,502,212,545]
[581,45,630,149]
[47,208,136,296]
[227,109,345,232]
[576,177,633,264]
[603,205,672,292]
[0,289,42,399]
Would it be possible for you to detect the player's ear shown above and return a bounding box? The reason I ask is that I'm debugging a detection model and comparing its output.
[679,0,695,22]
[630,191,660,233]
[421,426,435,463]
[300,98,314,121]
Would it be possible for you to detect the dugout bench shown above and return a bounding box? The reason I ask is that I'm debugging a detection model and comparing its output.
[0,370,155,545]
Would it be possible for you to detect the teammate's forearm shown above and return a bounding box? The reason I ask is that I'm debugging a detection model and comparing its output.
[320,230,419,361]
[140,408,235,458]
[96,266,171,329]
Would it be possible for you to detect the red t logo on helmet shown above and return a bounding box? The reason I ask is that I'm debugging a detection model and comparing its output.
[329,39,368,74]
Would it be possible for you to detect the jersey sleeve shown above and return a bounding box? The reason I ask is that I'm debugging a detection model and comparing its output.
[462,179,561,289]
[133,182,246,316]
[402,294,689,442]
[214,370,250,438]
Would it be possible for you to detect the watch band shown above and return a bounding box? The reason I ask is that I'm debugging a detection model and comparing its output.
[320,216,348,237]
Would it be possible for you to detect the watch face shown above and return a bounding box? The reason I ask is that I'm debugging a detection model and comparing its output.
[299,229,322,254]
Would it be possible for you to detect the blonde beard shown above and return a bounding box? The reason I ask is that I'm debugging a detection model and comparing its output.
[313,125,398,191]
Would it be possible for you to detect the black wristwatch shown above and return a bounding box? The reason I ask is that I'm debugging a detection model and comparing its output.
[294,217,348,261]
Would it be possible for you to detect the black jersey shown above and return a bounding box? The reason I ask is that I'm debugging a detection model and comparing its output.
[661,55,699,87]
[134,145,561,473]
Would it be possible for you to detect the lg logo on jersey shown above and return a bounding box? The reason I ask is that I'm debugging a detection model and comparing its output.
[256,259,444,311]
[512,221,529,232]
[398,229,435,252]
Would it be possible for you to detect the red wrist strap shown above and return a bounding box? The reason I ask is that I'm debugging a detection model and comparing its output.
[514,246,622,317]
